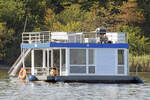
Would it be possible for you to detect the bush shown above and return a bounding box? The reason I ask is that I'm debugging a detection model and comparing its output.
[130,55,150,72]
[121,25,150,56]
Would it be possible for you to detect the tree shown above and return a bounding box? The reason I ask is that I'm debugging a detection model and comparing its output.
[0,0,150,65]
[117,0,144,26]
[0,0,47,64]
[82,1,120,31]
[44,5,87,32]
[0,22,15,64]
[137,0,150,37]
[121,25,150,56]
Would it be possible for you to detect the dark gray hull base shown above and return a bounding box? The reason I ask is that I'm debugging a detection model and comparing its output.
[45,76,143,84]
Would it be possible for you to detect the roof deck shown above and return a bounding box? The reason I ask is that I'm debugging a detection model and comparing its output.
[21,31,129,49]
[22,31,128,44]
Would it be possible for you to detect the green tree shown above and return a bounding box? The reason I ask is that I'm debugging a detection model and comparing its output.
[0,22,15,64]
[117,0,144,26]
[44,5,87,32]
[0,0,150,65]
[121,25,150,56]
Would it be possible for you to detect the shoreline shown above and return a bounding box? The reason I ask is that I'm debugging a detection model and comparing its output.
[0,65,10,70]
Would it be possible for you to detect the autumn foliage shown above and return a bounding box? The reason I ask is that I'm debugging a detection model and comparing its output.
[0,0,149,65]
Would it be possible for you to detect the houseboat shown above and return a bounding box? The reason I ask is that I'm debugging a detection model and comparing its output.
[8,28,143,83]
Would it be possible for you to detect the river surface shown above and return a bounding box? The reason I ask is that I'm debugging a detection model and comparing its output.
[0,69,150,100]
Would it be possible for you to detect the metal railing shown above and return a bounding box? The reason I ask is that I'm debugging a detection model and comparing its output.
[22,32,51,44]
[22,32,128,44]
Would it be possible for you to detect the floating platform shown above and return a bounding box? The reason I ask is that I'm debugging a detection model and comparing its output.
[29,75,143,84]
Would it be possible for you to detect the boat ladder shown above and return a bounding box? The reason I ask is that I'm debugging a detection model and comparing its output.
[8,49,31,76]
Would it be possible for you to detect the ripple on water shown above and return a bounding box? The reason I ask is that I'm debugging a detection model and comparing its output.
[1,72,150,100]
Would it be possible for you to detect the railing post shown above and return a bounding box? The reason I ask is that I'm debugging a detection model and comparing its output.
[66,48,70,75]
[43,34,44,43]
[126,32,128,43]
[38,33,40,43]
[86,48,88,74]
[83,34,84,43]
[36,33,37,43]
[22,49,25,68]
[49,32,51,42]
[31,49,35,75]
[29,33,31,43]
[42,49,46,68]
[60,48,62,76]
[47,49,50,68]
[51,49,53,68]
[22,33,23,43]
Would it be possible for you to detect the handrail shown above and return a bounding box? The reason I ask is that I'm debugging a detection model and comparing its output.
[8,49,30,74]
[22,32,128,44]
[8,49,32,76]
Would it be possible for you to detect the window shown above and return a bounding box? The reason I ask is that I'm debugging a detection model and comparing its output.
[118,49,124,74]
[70,66,86,73]
[62,49,66,72]
[70,49,86,64]
[70,49,86,74]
[88,66,95,73]
[34,50,42,67]
[88,49,95,74]
[118,66,124,74]
[88,49,94,64]
[118,50,124,65]
[69,49,95,74]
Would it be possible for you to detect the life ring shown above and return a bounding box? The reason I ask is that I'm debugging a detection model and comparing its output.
[19,68,27,80]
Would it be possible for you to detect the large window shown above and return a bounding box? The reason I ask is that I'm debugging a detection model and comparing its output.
[70,49,86,64]
[70,49,95,74]
[88,49,94,64]
[118,50,124,65]
[88,49,95,74]
[118,49,124,74]
[34,50,42,67]
[62,49,66,72]
[70,49,86,73]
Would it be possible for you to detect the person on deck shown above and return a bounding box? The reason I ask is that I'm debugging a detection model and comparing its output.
[96,27,108,43]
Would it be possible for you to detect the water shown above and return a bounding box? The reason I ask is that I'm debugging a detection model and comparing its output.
[0,70,150,100]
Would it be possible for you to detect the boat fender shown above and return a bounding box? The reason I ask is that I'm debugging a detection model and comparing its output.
[18,68,27,80]
[28,75,38,81]
[134,76,143,83]
[55,76,63,82]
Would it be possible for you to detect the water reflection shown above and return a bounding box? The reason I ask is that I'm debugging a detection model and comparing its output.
[0,70,150,100]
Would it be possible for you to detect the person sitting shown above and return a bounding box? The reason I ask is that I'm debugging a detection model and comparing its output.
[96,27,108,43]
[100,33,108,43]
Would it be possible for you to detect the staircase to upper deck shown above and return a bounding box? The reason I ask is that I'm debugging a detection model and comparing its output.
[8,49,31,76]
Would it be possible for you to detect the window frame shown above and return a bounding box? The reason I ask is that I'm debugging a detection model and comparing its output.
[69,48,96,74]
[117,49,125,75]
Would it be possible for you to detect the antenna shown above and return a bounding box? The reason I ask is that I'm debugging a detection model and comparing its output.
[23,16,28,32]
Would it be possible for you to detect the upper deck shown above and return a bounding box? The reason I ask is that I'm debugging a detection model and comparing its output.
[21,31,129,49]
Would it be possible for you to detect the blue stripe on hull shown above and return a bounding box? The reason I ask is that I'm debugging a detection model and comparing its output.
[21,43,129,49]
[21,43,50,48]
